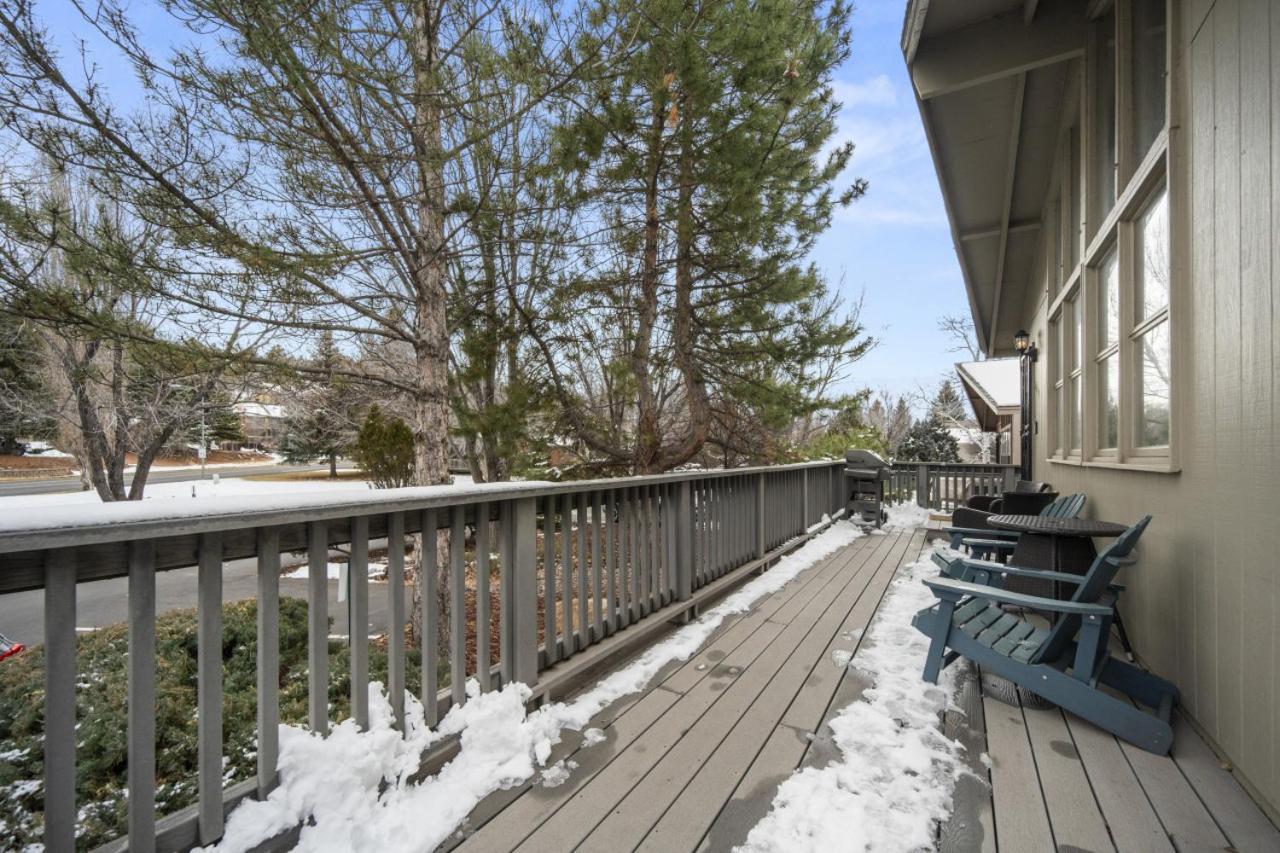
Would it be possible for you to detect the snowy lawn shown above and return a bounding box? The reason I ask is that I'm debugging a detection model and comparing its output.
[204,520,864,853]
[737,542,967,852]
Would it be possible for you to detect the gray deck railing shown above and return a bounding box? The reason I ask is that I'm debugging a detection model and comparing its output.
[886,462,1019,511]
[0,459,846,852]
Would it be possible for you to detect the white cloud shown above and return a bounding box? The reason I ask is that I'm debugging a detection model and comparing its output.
[833,74,897,108]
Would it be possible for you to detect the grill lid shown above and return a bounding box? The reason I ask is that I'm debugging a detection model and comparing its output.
[844,448,888,469]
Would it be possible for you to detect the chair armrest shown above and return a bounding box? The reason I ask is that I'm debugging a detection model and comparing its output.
[961,537,1016,550]
[965,495,1000,511]
[922,577,1113,616]
[943,526,1018,539]
[960,557,1088,586]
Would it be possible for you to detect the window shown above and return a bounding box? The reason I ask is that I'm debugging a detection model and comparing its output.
[1131,0,1168,167]
[1095,248,1120,451]
[1090,6,1117,229]
[1133,188,1170,448]
[1046,0,1174,470]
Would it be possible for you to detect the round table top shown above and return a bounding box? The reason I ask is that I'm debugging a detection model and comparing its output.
[988,514,1128,538]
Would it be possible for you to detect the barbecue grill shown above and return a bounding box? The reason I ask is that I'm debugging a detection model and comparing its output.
[844,449,890,528]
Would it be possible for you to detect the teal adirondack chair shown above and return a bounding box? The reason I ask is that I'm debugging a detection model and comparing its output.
[943,492,1087,557]
[912,516,1178,754]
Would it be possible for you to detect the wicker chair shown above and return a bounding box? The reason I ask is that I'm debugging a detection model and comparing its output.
[953,480,1056,531]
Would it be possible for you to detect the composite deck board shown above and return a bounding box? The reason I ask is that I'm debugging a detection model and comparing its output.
[1061,710,1174,852]
[695,529,919,851]
[937,663,996,853]
[1020,706,1116,852]
[443,525,1279,853]
[453,528,875,852]
[522,535,889,851]
[982,692,1056,852]
[1167,714,1280,851]
[634,530,920,851]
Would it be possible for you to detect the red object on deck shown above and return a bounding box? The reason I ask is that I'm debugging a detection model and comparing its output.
[0,633,24,662]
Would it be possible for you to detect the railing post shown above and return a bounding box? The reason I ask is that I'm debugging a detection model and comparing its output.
[197,532,224,843]
[1003,466,1017,490]
[506,496,539,686]
[915,464,929,508]
[755,473,766,557]
[256,527,280,798]
[675,479,693,603]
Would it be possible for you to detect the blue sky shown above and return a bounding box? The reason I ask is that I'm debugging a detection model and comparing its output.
[815,0,971,403]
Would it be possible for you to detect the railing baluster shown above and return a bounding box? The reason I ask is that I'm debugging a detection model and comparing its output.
[43,549,76,852]
[349,517,369,729]
[257,527,280,796]
[560,493,574,655]
[387,512,406,730]
[450,507,466,706]
[649,486,660,604]
[128,540,156,852]
[605,489,617,634]
[614,489,624,627]
[475,502,491,692]
[197,532,224,842]
[307,522,328,736]
[498,500,513,685]
[543,497,558,664]
[629,487,641,620]
[576,491,588,646]
[592,491,603,642]
[421,508,439,726]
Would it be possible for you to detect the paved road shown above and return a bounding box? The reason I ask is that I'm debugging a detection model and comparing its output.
[0,463,333,497]
[0,552,402,645]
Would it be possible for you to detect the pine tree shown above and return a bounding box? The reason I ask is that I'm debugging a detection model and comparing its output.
[0,311,54,454]
[352,405,415,489]
[529,0,869,472]
[896,416,960,463]
[281,332,359,477]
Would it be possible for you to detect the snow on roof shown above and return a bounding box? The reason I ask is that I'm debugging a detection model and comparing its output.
[955,358,1020,410]
[233,401,287,419]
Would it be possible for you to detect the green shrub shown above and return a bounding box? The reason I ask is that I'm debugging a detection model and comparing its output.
[351,405,416,488]
[0,598,444,849]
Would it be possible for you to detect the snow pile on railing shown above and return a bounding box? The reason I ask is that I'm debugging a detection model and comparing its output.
[205,521,864,852]
[736,546,966,852]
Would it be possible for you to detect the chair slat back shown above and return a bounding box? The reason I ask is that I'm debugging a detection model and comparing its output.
[1041,493,1087,520]
[1033,515,1152,664]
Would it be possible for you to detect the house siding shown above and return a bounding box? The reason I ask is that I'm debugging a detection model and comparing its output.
[1022,0,1280,816]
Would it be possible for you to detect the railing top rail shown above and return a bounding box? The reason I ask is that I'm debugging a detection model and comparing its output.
[0,459,844,555]
[888,461,1019,468]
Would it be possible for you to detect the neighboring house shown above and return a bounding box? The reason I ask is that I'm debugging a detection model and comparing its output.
[955,358,1021,465]
[232,401,287,449]
[905,0,1280,817]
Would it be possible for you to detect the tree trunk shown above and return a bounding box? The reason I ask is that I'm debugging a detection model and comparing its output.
[409,0,453,657]
[329,451,337,478]
[631,92,667,474]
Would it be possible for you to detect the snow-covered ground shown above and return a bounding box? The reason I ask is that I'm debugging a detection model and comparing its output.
[737,544,966,852]
[0,472,389,511]
[204,520,866,853]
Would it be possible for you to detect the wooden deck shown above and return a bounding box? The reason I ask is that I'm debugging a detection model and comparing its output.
[444,526,1280,852]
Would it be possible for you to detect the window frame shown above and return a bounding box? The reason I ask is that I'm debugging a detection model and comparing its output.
[1045,0,1178,473]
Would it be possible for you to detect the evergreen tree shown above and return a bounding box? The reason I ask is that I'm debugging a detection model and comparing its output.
[352,405,415,489]
[896,415,960,463]
[280,332,359,477]
[528,0,869,472]
[0,311,54,454]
